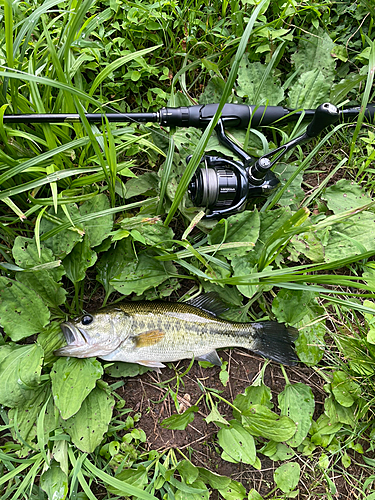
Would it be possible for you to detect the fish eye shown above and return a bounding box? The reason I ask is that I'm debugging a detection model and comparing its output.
[81,314,93,326]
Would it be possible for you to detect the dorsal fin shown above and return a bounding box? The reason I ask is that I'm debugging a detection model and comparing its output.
[185,292,229,317]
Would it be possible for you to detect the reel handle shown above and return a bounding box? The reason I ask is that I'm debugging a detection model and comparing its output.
[306,103,340,137]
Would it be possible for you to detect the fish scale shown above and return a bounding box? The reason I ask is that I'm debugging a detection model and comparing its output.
[55,297,299,368]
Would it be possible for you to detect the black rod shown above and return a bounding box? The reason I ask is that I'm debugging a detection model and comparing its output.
[1,112,160,124]
[1,103,374,128]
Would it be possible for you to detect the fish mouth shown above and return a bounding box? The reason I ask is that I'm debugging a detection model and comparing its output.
[60,322,90,346]
[55,321,94,358]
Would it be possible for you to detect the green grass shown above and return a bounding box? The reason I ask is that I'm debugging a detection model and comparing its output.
[0,0,375,499]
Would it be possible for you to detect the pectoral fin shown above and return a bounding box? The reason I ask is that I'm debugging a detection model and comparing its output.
[134,329,165,347]
[196,350,222,366]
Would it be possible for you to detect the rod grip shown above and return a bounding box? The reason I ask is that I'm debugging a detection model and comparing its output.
[159,103,290,129]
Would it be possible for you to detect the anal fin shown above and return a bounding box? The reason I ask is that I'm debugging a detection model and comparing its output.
[196,350,222,366]
[137,359,166,370]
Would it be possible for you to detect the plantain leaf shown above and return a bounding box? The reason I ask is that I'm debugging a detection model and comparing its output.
[272,289,317,325]
[12,237,65,281]
[96,238,136,298]
[218,420,257,464]
[105,361,149,378]
[40,460,68,500]
[208,209,260,259]
[38,322,66,365]
[230,258,259,299]
[236,56,284,105]
[63,385,114,453]
[291,30,335,80]
[177,460,199,485]
[260,441,295,461]
[295,314,326,366]
[248,489,264,500]
[111,253,177,296]
[324,396,356,427]
[197,468,231,490]
[16,271,66,309]
[324,212,375,263]
[160,406,199,430]
[199,75,226,104]
[322,179,372,214]
[272,289,326,366]
[116,215,174,248]
[51,357,103,419]
[40,205,84,259]
[79,193,113,247]
[62,235,97,283]
[278,383,315,447]
[331,371,361,407]
[12,237,66,307]
[233,383,273,421]
[287,69,331,109]
[273,163,304,207]
[0,277,50,340]
[241,404,296,442]
[8,384,56,450]
[175,480,209,500]
[218,479,247,500]
[123,172,159,199]
[274,462,300,494]
[0,344,44,407]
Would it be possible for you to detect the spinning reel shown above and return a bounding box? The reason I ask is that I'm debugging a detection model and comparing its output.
[188,103,360,218]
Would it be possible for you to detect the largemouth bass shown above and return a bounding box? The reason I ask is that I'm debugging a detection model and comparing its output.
[55,295,299,368]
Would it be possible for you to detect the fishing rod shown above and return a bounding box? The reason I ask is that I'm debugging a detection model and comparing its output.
[3,102,375,218]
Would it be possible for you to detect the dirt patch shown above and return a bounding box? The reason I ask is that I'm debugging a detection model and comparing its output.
[104,348,356,498]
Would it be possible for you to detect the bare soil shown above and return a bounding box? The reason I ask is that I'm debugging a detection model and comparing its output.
[105,348,365,499]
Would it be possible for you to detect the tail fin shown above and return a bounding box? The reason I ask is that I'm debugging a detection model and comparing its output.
[251,322,299,366]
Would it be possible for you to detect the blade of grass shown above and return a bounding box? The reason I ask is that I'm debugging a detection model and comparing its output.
[13,0,62,64]
[40,198,158,240]
[60,0,95,64]
[2,197,26,220]
[0,166,103,200]
[29,190,99,206]
[35,206,47,258]
[103,117,118,206]
[349,39,375,164]
[3,0,14,99]
[41,13,76,113]
[0,69,103,109]
[68,448,97,500]
[164,0,269,225]
[11,457,44,500]
[0,125,139,184]
[157,133,174,215]
[84,458,159,500]
[302,157,347,207]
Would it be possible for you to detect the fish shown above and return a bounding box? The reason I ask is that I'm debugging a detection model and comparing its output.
[55,294,299,369]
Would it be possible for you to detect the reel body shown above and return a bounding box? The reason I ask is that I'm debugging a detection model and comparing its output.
[188,155,279,218]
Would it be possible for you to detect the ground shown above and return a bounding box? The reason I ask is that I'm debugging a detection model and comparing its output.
[104,347,365,499]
